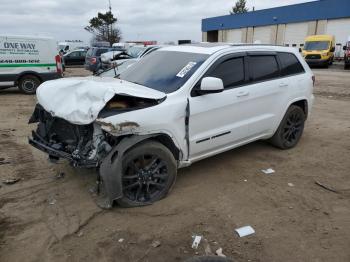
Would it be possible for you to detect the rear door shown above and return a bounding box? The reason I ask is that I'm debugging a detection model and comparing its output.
[242,53,288,138]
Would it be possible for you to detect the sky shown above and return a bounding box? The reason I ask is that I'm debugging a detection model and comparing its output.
[0,0,317,44]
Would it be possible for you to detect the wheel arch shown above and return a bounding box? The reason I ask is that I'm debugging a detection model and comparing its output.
[290,99,308,120]
[124,133,182,161]
[15,71,43,85]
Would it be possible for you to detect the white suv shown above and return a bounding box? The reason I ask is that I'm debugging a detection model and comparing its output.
[29,44,315,208]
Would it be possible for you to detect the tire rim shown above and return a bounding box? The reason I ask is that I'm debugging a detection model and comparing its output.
[22,79,36,93]
[283,111,303,145]
[122,154,169,203]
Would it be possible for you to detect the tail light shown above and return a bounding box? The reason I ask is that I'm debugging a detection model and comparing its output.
[55,55,63,75]
[90,57,97,64]
[312,75,315,87]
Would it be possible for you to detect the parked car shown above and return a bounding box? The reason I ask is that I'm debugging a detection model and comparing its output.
[343,38,350,69]
[29,44,314,208]
[301,35,335,67]
[62,49,87,67]
[0,35,62,94]
[84,47,122,73]
[100,45,164,72]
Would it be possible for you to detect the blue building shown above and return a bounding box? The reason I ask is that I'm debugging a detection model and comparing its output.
[202,0,350,48]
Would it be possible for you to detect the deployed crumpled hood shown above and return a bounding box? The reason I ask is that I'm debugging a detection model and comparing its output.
[36,77,166,125]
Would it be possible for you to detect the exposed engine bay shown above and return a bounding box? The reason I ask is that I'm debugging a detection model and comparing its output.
[29,104,112,167]
[28,94,160,168]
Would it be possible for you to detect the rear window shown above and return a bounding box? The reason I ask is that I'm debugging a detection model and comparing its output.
[249,55,280,82]
[86,48,93,57]
[278,52,305,77]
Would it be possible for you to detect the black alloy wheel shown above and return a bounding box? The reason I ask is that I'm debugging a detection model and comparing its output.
[117,141,177,207]
[270,105,305,149]
[282,110,304,147]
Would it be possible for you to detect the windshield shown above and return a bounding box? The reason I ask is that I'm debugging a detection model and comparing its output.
[304,41,330,51]
[98,60,136,77]
[119,51,209,93]
[127,46,146,58]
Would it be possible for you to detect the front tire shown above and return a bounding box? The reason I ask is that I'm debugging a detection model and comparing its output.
[116,141,177,208]
[18,75,41,94]
[270,105,305,149]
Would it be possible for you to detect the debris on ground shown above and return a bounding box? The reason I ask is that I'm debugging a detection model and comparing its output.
[192,235,202,249]
[77,231,84,237]
[235,226,255,237]
[151,240,161,248]
[0,158,11,165]
[49,199,57,205]
[215,247,226,257]
[2,177,20,185]
[118,238,124,243]
[55,172,65,179]
[288,183,295,187]
[315,181,339,194]
[261,168,275,175]
[202,239,213,255]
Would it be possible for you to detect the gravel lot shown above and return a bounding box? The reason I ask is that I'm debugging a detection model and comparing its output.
[0,64,349,262]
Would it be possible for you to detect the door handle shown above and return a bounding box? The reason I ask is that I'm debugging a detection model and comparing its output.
[279,83,289,88]
[236,91,250,97]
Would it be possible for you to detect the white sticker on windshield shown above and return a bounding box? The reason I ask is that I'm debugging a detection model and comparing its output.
[176,62,197,78]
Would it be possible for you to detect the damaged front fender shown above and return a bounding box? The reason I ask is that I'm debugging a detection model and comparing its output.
[96,119,141,136]
[99,134,157,208]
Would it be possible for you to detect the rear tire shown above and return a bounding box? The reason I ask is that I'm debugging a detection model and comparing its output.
[116,141,177,208]
[18,75,41,94]
[269,105,305,150]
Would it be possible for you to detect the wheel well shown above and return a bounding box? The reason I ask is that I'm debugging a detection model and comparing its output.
[150,134,180,160]
[16,73,42,85]
[291,100,308,119]
[119,134,181,161]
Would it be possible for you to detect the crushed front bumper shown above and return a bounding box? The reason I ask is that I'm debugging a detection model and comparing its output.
[29,131,98,168]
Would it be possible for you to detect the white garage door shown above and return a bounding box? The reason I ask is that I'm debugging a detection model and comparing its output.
[284,22,309,48]
[226,29,242,43]
[326,18,350,45]
[253,26,271,44]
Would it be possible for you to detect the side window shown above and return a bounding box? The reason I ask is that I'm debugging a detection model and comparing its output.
[70,51,79,57]
[248,55,280,82]
[249,55,280,82]
[278,52,305,77]
[208,57,245,89]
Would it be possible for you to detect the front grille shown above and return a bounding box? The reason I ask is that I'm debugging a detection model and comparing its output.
[306,54,321,59]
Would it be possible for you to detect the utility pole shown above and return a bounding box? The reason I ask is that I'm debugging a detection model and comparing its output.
[108,0,112,44]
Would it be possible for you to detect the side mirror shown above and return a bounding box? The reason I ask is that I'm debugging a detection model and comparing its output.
[330,47,335,52]
[343,46,347,51]
[198,77,224,95]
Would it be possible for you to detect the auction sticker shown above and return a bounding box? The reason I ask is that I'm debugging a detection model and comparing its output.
[176,62,197,78]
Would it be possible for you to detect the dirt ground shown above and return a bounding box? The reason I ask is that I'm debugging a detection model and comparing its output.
[0,64,349,262]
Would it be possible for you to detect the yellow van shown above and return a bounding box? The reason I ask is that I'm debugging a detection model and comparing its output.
[301,35,335,67]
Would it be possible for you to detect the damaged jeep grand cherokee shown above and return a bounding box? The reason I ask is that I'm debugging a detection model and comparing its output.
[29,44,314,208]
